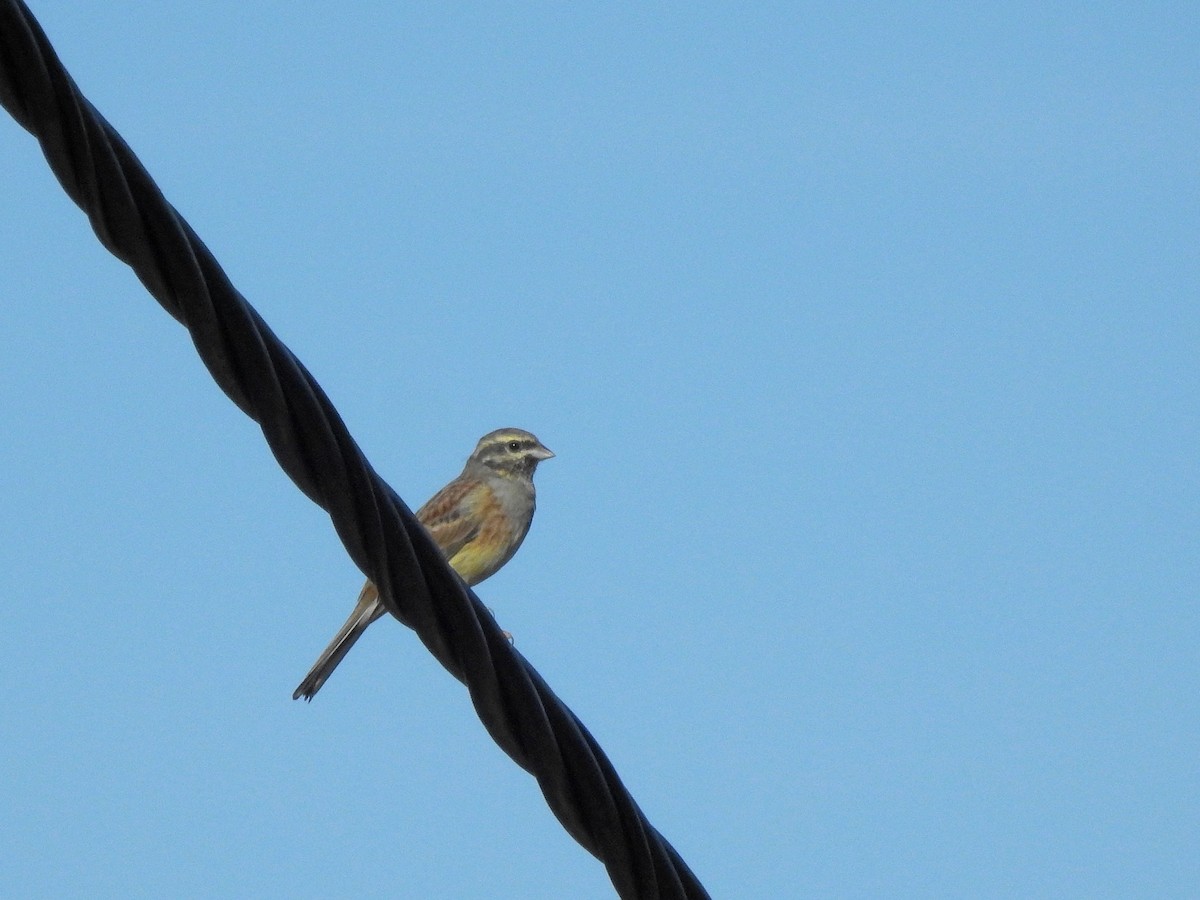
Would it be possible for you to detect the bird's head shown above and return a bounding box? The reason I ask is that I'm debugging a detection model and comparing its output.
[470,428,554,477]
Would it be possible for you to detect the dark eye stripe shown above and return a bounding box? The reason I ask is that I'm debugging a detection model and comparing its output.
[473,431,541,464]
[482,437,530,455]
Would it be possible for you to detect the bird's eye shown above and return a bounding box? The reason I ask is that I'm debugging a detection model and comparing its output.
[508,440,522,452]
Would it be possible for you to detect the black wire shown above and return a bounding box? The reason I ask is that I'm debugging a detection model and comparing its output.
[0,3,711,898]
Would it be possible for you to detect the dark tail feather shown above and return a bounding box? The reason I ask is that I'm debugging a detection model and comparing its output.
[293,583,383,701]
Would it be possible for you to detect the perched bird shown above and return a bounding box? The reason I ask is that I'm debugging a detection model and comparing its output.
[293,428,553,700]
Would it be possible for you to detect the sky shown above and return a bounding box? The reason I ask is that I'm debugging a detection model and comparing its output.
[1,3,1197,897]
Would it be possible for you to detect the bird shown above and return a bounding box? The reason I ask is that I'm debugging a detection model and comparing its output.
[293,427,554,700]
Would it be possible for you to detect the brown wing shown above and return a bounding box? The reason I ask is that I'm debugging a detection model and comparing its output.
[416,476,485,561]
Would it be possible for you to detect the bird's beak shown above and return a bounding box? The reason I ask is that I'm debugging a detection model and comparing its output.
[531,445,555,461]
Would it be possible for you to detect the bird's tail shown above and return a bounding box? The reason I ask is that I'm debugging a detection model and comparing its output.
[293,582,385,701]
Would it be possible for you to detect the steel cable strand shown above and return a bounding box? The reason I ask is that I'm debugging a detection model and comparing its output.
[0,2,710,898]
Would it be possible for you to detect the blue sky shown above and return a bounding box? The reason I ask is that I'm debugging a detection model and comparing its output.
[1,3,1196,897]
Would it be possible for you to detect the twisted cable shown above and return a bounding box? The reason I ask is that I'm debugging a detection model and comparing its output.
[0,3,710,897]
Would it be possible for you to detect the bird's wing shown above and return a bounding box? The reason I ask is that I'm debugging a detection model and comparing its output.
[416,477,484,561]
